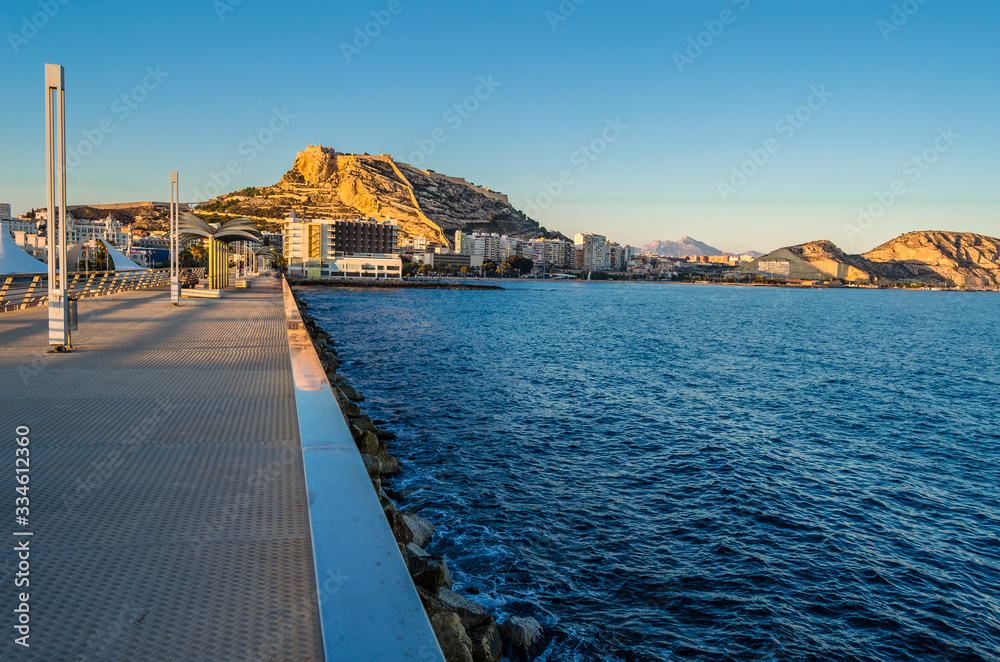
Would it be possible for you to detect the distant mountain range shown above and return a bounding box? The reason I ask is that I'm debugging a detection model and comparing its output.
[737,231,1000,287]
[639,236,763,258]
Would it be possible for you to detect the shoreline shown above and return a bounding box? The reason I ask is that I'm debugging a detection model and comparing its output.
[289,286,546,662]
[288,277,504,291]
[290,275,998,293]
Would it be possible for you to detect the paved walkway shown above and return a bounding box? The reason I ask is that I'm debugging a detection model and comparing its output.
[0,278,323,661]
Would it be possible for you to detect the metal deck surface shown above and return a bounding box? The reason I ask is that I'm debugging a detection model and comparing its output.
[0,278,323,661]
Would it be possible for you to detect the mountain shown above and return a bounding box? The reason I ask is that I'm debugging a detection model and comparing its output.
[639,237,762,257]
[639,237,725,257]
[737,231,1000,286]
[195,145,566,245]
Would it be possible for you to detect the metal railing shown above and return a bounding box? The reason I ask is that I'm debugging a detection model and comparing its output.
[0,268,207,312]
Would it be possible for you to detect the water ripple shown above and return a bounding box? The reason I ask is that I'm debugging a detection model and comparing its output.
[302,283,1000,662]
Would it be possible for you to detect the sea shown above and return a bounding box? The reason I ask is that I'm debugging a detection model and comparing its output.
[299,281,1000,662]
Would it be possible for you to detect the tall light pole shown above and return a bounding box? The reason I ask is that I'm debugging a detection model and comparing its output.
[45,63,69,350]
[170,171,180,304]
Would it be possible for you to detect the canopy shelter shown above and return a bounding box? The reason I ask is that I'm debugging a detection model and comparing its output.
[0,222,48,275]
[254,246,275,274]
[98,238,145,271]
[67,241,85,272]
[176,214,261,289]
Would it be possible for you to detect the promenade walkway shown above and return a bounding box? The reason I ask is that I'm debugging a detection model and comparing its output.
[0,279,321,660]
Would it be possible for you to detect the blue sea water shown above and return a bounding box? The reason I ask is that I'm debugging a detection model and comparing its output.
[300,282,1000,662]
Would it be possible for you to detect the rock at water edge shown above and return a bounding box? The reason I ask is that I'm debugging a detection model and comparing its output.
[498,616,545,662]
[430,612,474,662]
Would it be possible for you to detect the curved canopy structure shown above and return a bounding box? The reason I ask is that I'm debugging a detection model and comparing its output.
[98,238,145,271]
[0,223,48,275]
[177,213,262,243]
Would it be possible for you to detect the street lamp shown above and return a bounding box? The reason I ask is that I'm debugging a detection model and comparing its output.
[170,171,180,304]
[45,63,69,350]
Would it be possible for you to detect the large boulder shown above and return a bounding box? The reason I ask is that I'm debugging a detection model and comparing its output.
[354,430,380,456]
[409,555,453,594]
[351,416,378,433]
[405,542,429,561]
[438,588,492,631]
[340,401,361,418]
[429,613,473,662]
[466,622,502,662]
[402,512,435,547]
[498,617,545,662]
[360,454,381,479]
[384,509,413,545]
[339,383,364,401]
[376,452,403,477]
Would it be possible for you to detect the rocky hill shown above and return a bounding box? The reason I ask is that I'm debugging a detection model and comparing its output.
[639,236,763,257]
[640,236,724,257]
[862,231,1000,286]
[196,145,566,245]
[738,232,1000,286]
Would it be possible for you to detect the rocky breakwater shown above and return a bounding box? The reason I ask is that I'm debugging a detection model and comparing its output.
[290,288,546,662]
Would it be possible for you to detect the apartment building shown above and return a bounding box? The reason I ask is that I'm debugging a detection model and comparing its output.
[574,233,609,270]
[283,212,401,278]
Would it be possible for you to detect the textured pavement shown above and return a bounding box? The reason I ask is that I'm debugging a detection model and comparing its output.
[0,279,322,661]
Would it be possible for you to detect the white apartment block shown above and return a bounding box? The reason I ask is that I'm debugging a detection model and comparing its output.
[473,233,502,262]
[529,238,573,267]
[4,218,37,235]
[575,233,609,270]
[66,216,131,247]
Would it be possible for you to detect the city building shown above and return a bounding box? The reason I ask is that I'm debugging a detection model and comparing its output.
[131,236,170,266]
[283,212,400,261]
[574,233,609,270]
[758,260,792,278]
[414,252,484,269]
[529,238,574,267]
[11,230,46,261]
[4,217,37,235]
[283,212,401,278]
[0,203,10,220]
[473,233,502,262]
[454,231,474,255]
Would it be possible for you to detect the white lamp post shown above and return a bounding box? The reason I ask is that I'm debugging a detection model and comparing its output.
[45,63,69,350]
[170,171,180,304]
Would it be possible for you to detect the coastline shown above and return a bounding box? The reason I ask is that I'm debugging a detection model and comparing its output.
[289,287,546,662]
[288,277,503,291]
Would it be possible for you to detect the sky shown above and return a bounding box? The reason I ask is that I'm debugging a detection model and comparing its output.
[1,0,997,254]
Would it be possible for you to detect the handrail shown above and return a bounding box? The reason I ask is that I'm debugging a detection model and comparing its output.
[0,268,207,312]
[281,276,445,662]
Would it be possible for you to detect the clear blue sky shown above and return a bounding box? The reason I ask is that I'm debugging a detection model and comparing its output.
[1,0,997,253]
